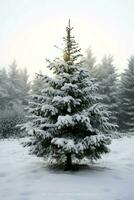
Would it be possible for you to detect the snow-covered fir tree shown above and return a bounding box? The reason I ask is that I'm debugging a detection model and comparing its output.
[23,20,114,170]
[94,56,119,127]
[119,56,134,132]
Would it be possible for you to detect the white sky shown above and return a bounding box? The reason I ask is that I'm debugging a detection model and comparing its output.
[0,0,134,77]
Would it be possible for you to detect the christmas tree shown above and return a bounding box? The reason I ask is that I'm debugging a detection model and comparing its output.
[23,20,113,170]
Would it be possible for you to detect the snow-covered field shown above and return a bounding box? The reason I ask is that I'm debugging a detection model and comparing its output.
[0,136,134,200]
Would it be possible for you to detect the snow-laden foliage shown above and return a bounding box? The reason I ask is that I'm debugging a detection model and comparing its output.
[22,21,114,169]
[23,60,113,165]
[119,56,134,132]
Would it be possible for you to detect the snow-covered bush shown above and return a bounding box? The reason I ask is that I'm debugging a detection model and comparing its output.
[0,107,25,139]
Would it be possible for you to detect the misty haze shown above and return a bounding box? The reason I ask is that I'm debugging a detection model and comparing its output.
[0,1,134,200]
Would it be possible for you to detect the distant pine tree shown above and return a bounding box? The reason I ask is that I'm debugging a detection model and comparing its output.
[119,56,134,132]
[8,60,30,106]
[22,20,114,170]
[31,71,45,95]
[94,56,119,127]
[0,68,9,110]
[83,47,96,76]
[0,61,30,139]
[19,67,30,105]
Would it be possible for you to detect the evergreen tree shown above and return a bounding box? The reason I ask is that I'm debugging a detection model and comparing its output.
[83,47,96,76]
[19,67,30,105]
[0,62,29,138]
[119,56,134,132]
[23,20,113,170]
[0,68,9,110]
[8,60,21,106]
[31,71,45,95]
[8,60,30,106]
[95,56,118,126]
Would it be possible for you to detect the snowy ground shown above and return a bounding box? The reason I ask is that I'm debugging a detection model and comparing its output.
[0,136,134,200]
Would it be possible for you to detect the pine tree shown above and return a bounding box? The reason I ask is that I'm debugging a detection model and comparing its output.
[0,68,9,110]
[8,60,21,106]
[95,56,119,127]
[23,20,113,170]
[0,65,27,138]
[0,61,30,138]
[8,60,30,106]
[83,47,96,76]
[19,67,30,105]
[31,71,45,95]
[119,56,134,132]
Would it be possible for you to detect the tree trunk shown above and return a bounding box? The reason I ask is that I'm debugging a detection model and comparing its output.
[64,153,72,171]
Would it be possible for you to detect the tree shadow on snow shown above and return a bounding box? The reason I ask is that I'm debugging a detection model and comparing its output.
[43,163,111,174]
